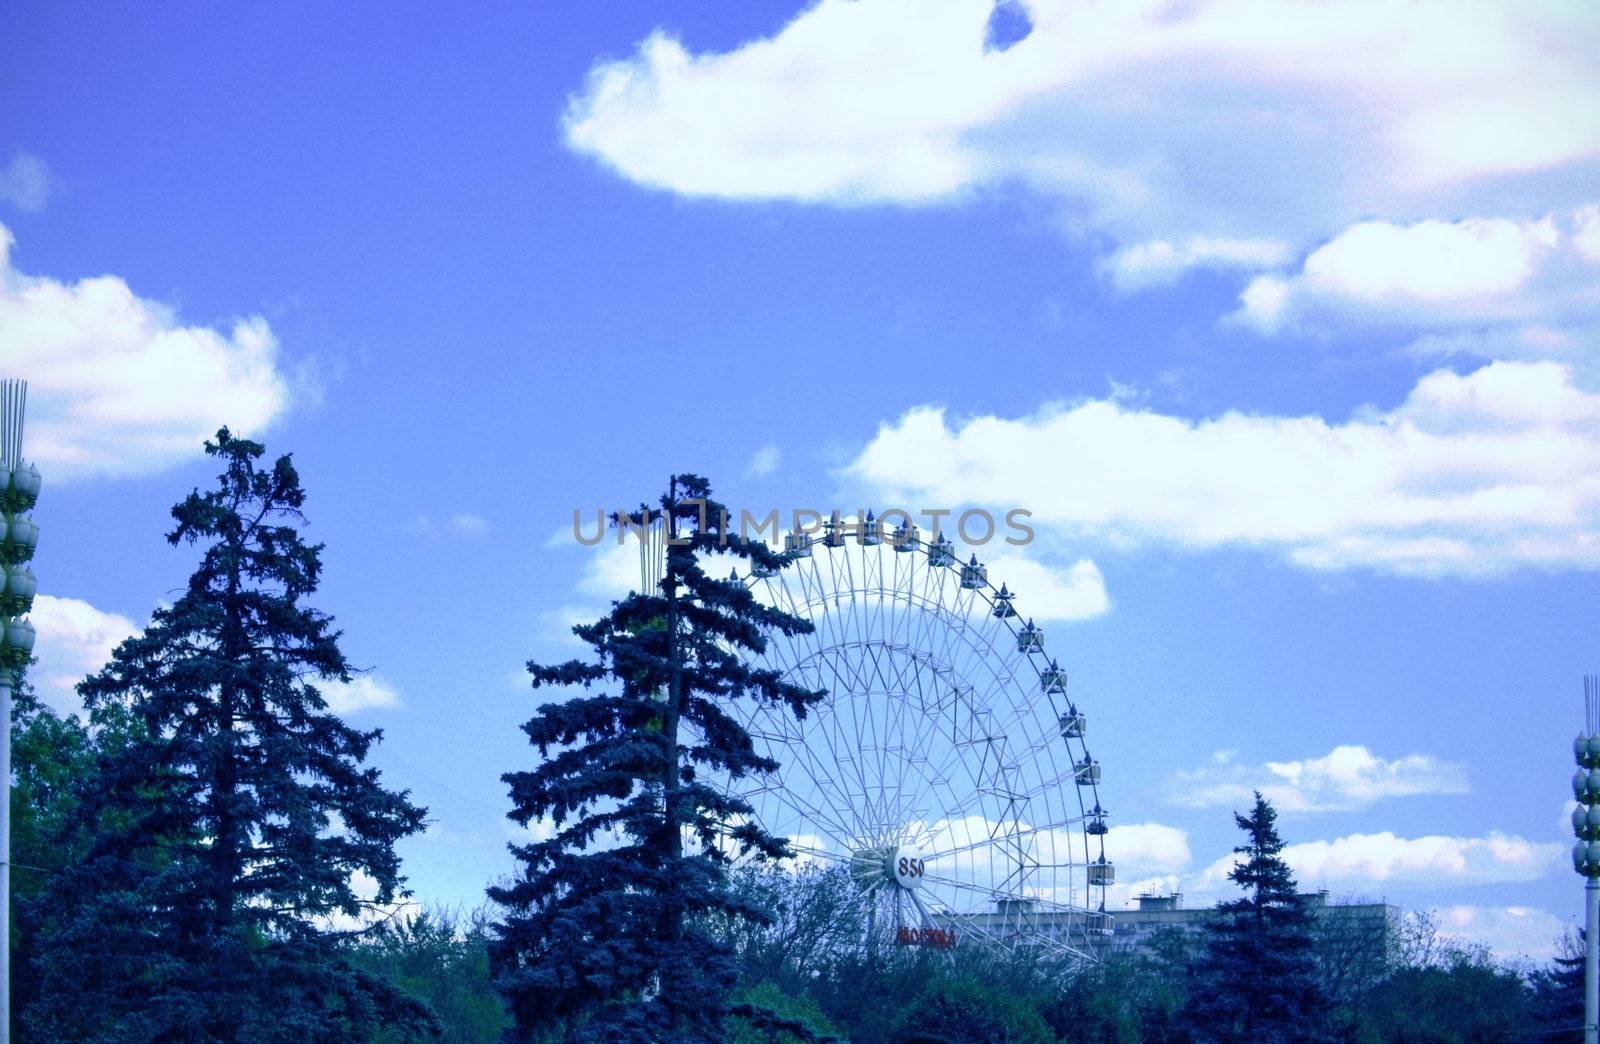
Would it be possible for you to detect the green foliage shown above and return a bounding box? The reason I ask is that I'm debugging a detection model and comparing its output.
[717,864,875,998]
[25,428,430,1041]
[8,673,96,1034]
[728,982,841,1044]
[490,475,823,1042]
[713,871,1063,1044]
[348,909,512,1042]
[8,678,94,900]
[1350,946,1533,1042]
[1043,952,1187,1043]
[892,974,1055,1044]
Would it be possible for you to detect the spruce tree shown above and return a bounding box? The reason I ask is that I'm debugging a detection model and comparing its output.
[489,474,824,1042]
[28,428,430,1042]
[1184,792,1325,1042]
[1531,931,1583,1042]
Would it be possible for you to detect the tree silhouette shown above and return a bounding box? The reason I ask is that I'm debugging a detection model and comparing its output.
[1184,792,1325,1042]
[490,474,824,1042]
[29,429,430,1041]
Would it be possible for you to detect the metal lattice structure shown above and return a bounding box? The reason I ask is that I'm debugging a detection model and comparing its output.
[719,516,1112,961]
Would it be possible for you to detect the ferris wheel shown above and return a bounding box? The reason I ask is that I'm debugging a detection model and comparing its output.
[724,514,1114,961]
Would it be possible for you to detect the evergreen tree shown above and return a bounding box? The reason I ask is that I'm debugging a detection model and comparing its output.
[489,474,824,1042]
[1184,792,1325,1042]
[1531,930,1584,1042]
[28,428,431,1042]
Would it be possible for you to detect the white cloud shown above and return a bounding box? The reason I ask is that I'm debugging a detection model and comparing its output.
[545,531,757,646]
[1199,830,1564,888]
[26,593,138,709]
[1171,745,1469,813]
[1233,209,1599,333]
[0,153,50,213]
[1103,874,1186,912]
[448,513,489,538]
[1104,237,1293,291]
[1435,904,1569,963]
[536,539,658,646]
[1575,204,1600,262]
[319,675,401,715]
[844,360,1600,575]
[1105,822,1190,875]
[537,603,605,650]
[748,445,782,476]
[318,867,415,934]
[774,831,833,869]
[565,0,1599,246]
[410,513,490,540]
[571,533,753,599]
[0,223,291,481]
[983,554,1108,621]
[576,538,647,599]
[1405,321,1600,363]
[551,517,1113,653]
[1306,217,1558,300]
[514,813,629,853]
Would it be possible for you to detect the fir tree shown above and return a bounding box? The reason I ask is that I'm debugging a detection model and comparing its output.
[28,428,431,1042]
[1184,792,1325,1042]
[1531,930,1584,1042]
[490,474,825,1042]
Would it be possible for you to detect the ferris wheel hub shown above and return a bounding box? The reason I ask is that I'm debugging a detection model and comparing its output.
[849,845,926,891]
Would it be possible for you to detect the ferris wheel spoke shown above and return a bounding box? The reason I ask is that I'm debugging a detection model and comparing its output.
[919,871,1091,916]
[906,887,942,932]
[813,656,885,837]
[866,644,988,843]
[784,841,855,865]
[852,645,892,813]
[885,660,947,832]
[931,909,1096,962]
[739,675,884,849]
[923,814,1088,863]
[768,760,863,843]
[740,764,865,850]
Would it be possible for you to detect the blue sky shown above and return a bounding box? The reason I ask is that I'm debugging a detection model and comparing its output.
[4,0,1599,960]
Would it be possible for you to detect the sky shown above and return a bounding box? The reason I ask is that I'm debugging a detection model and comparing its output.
[3,0,1598,962]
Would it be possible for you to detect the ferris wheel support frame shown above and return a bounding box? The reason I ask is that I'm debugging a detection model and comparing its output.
[720,515,1114,962]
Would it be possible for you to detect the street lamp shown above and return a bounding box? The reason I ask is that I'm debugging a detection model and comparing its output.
[0,379,39,1044]
[1572,675,1600,1044]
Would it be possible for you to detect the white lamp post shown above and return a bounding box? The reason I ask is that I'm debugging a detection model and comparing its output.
[1572,675,1600,1044]
[0,379,40,1044]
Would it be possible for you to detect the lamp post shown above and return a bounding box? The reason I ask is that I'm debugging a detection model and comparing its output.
[1572,675,1600,1044]
[0,379,40,1044]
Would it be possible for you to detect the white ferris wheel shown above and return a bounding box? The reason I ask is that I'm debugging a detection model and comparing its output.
[724,514,1114,962]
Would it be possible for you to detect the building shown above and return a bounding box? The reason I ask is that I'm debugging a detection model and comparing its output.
[1107,890,1402,965]
[929,890,1401,973]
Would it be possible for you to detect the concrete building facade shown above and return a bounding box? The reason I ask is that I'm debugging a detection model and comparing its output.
[1107,891,1403,965]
